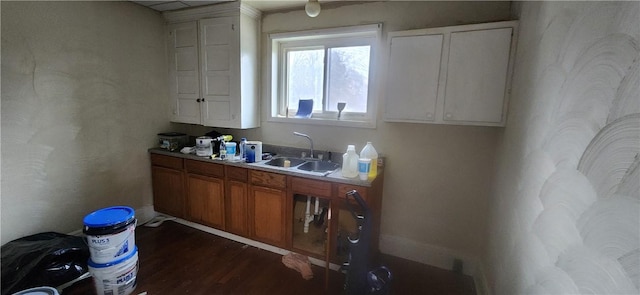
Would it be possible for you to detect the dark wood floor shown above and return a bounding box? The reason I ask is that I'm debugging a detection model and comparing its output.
[63,221,476,294]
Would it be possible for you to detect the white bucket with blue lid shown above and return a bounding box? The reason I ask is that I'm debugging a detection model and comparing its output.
[88,246,138,295]
[83,206,136,264]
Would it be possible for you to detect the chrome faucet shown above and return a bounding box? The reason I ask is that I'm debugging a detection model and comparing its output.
[293,132,314,159]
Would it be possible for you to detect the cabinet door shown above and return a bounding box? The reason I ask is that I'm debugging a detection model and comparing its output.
[167,21,201,124]
[199,17,240,128]
[226,179,248,237]
[186,173,225,230]
[385,34,443,122]
[249,186,286,247]
[443,28,512,124]
[151,166,185,218]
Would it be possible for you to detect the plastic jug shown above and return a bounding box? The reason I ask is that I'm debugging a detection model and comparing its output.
[342,145,359,178]
[360,142,378,177]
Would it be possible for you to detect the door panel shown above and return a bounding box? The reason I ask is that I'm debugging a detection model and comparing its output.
[151,166,184,218]
[249,186,286,247]
[187,174,225,230]
[226,180,248,236]
[444,28,512,123]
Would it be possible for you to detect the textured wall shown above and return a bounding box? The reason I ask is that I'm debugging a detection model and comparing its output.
[485,2,639,294]
[1,2,171,244]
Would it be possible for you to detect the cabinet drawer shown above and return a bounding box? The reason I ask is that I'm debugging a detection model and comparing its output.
[250,170,286,189]
[150,153,183,170]
[291,177,332,198]
[185,159,224,178]
[227,166,248,182]
[337,184,368,203]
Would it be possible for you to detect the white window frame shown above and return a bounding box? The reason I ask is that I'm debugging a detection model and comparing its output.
[268,24,382,128]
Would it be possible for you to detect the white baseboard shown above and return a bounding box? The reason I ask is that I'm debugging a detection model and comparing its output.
[170,217,341,271]
[165,220,491,285]
[379,234,493,294]
[67,229,83,236]
[474,262,491,295]
[378,234,480,277]
[134,208,340,271]
[135,205,157,225]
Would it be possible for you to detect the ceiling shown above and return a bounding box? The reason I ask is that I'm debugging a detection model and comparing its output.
[131,0,310,12]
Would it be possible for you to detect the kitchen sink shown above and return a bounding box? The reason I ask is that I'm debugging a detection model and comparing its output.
[296,160,340,173]
[263,156,340,174]
[264,157,306,167]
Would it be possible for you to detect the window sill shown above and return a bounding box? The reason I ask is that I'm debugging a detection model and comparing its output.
[267,116,376,129]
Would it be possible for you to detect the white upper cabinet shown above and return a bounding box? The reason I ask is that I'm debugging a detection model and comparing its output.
[384,21,518,127]
[385,34,443,122]
[165,2,260,129]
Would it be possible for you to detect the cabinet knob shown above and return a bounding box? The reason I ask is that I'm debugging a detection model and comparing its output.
[445,113,452,119]
[426,113,432,118]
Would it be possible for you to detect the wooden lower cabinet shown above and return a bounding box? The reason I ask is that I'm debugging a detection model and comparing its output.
[151,152,383,264]
[248,185,287,248]
[151,165,185,219]
[186,173,225,230]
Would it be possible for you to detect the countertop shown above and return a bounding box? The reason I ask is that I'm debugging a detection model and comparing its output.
[149,148,380,187]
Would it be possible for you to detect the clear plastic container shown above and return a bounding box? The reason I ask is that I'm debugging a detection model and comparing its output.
[341,145,359,178]
[226,142,237,157]
[360,142,378,177]
[158,132,188,151]
[240,138,247,161]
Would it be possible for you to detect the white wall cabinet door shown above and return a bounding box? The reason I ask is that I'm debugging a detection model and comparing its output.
[385,34,443,122]
[199,16,239,127]
[443,28,513,124]
[167,21,201,124]
[164,2,260,129]
[384,21,517,127]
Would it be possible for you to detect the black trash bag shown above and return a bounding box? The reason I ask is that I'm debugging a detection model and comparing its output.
[1,232,90,295]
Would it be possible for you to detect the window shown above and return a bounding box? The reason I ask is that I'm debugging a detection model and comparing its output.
[269,24,381,127]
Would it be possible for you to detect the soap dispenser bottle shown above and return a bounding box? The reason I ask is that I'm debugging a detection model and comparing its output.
[341,145,359,178]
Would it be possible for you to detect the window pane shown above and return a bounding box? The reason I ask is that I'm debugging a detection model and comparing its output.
[287,49,324,112]
[326,46,370,113]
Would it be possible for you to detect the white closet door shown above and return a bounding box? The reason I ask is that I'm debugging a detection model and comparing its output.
[385,34,443,122]
[199,17,239,127]
[443,28,512,123]
[168,21,201,124]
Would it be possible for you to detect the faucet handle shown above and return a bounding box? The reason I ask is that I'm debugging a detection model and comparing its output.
[301,152,307,158]
[317,154,323,161]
